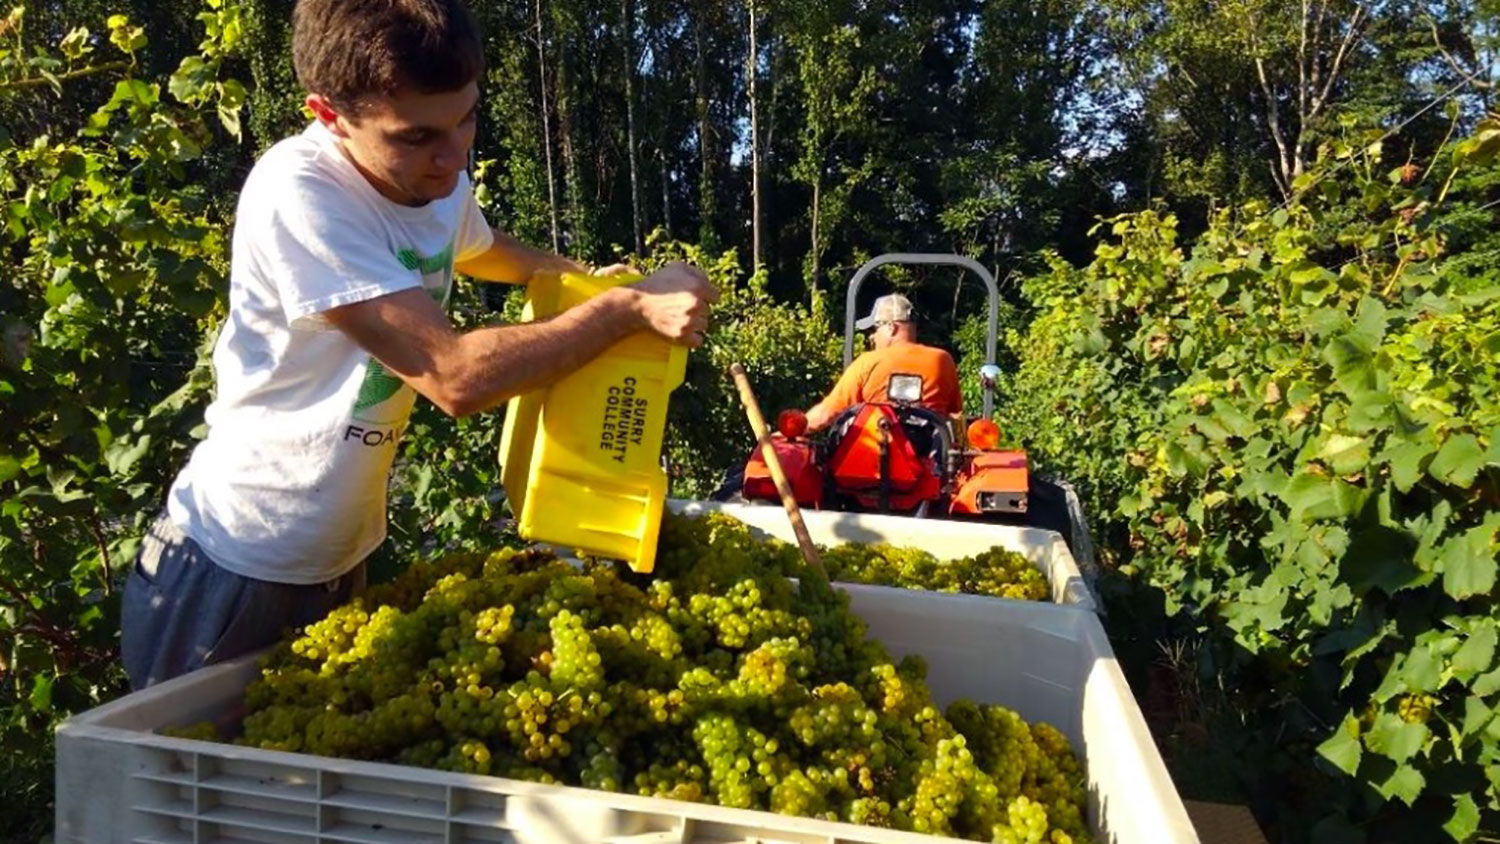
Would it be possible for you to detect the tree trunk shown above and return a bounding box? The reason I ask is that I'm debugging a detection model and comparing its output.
[693,5,716,249]
[764,37,779,262]
[535,0,560,252]
[622,0,643,255]
[765,37,780,156]
[747,0,761,271]
[809,174,821,301]
[1260,1,1369,198]
[659,148,673,238]
[554,8,586,257]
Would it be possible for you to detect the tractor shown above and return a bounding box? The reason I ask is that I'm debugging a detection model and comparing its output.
[717,253,1072,532]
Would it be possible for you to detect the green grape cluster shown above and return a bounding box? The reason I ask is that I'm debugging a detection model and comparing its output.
[820,541,1050,602]
[203,513,1092,843]
[633,752,706,802]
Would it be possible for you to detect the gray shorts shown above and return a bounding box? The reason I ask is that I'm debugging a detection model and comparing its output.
[120,513,366,691]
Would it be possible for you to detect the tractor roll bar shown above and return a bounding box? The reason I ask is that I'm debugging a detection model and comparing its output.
[843,253,1000,419]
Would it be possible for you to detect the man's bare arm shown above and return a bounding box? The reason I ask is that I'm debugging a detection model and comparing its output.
[325,286,638,416]
[454,228,582,284]
[803,356,868,432]
[325,263,717,417]
[805,401,840,433]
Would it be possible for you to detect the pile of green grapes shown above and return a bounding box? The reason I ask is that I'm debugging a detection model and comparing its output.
[196,512,1090,843]
[818,542,1049,602]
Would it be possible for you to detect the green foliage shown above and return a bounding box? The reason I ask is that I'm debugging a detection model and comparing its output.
[0,2,246,837]
[476,50,553,249]
[1098,0,1476,222]
[3,1,1497,840]
[997,126,1500,841]
[787,12,883,298]
[377,286,510,581]
[241,0,305,153]
[953,300,1029,425]
[619,232,843,498]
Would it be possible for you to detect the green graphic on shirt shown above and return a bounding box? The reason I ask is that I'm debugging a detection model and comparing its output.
[354,359,404,412]
[350,239,456,424]
[397,243,455,276]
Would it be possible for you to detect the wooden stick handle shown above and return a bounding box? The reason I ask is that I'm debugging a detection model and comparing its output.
[728,362,827,580]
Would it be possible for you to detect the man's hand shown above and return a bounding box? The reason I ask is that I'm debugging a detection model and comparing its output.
[630,262,719,347]
[805,403,837,433]
[590,263,639,277]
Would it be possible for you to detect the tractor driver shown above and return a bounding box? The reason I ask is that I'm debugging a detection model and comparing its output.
[803,293,962,433]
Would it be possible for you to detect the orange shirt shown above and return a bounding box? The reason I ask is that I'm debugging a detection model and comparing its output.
[813,342,963,418]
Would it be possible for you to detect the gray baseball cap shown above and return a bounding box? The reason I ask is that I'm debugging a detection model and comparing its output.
[854,293,915,330]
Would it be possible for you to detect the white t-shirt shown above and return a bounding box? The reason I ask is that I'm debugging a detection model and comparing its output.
[166,122,495,584]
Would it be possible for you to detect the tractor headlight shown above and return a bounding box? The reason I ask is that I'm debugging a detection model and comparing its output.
[888,373,923,403]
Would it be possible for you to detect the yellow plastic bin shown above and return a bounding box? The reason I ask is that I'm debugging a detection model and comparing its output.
[498,271,689,573]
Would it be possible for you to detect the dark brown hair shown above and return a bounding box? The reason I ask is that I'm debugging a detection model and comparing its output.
[292,0,484,113]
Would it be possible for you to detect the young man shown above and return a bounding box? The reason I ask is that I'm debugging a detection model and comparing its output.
[803,294,961,432]
[120,0,718,690]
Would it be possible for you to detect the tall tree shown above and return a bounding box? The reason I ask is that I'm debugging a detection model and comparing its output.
[534,0,561,252]
[787,12,881,300]
[939,0,1114,271]
[1100,0,1467,208]
[240,0,303,152]
[692,0,719,251]
[639,0,683,240]
[1425,0,1500,112]
[551,0,597,258]
[1249,1,1372,197]
[747,0,762,271]
[483,50,552,247]
[622,0,644,255]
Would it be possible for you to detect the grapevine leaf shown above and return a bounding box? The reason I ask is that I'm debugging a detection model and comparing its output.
[1399,643,1444,693]
[1367,712,1429,764]
[1462,697,1494,739]
[1324,334,1378,397]
[1193,414,1231,443]
[1211,399,1257,439]
[1453,626,1498,682]
[1430,434,1485,488]
[1347,390,1393,431]
[1385,439,1436,493]
[1320,433,1371,477]
[1442,518,1500,600]
[1444,794,1480,842]
[1353,296,1388,347]
[104,434,152,477]
[1342,526,1421,595]
[1291,261,1335,286]
[1376,764,1425,806]
[1280,471,1365,521]
[169,56,209,103]
[1474,668,1500,697]
[28,674,53,712]
[1318,715,1363,775]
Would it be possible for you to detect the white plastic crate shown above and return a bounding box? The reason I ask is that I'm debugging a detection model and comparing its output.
[668,499,1097,612]
[55,585,1195,844]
